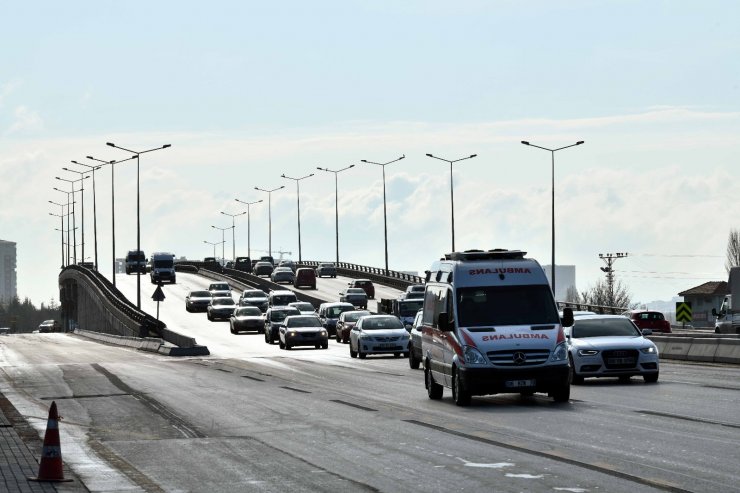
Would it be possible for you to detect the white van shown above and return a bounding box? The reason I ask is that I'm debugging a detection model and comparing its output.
[421,249,573,406]
[150,252,176,284]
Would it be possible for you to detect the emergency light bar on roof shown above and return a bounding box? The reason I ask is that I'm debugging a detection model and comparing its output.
[444,249,527,261]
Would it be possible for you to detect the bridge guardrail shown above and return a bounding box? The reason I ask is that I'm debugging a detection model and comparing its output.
[60,265,207,353]
[298,260,424,291]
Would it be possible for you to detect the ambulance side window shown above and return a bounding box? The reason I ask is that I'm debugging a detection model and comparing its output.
[423,285,449,328]
[422,286,438,326]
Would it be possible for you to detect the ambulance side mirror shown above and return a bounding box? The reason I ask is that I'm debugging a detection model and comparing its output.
[437,312,453,331]
[561,307,574,328]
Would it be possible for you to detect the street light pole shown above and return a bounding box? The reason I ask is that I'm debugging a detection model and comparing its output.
[61,167,94,267]
[211,225,231,265]
[280,173,314,263]
[521,140,584,296]
[317,165,355,265]
[220,211,246,263]
[72,160,104,271]
[49,210,65,268]
[55,176,88,264]
[234,198,262,260]
[254,186,284,258]
[360,155,405,274]
[53,188,74,265]
[424,153,477,252]
[106,142,171,309]
[203,240,223,259]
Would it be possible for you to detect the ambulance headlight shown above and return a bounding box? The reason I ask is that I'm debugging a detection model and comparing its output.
[550,342,568,362]
[463,346,487,365]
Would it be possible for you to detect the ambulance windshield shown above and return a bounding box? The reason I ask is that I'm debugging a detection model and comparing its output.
[456,285,559,327]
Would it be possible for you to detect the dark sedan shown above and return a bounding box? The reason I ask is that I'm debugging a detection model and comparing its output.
[230,306,265,334]
[254,261,274,277]
[335,310,371,343]
[186,290,213,312]
[339,288,368,309]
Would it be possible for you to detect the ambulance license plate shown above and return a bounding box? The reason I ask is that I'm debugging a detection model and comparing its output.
[505,379,536,388]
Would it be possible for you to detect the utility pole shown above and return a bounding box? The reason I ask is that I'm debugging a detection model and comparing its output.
[599,252,628,304]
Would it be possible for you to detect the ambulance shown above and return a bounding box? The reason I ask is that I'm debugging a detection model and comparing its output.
[421,249,573,406]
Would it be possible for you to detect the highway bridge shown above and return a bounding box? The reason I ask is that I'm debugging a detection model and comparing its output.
[0,262,737,492]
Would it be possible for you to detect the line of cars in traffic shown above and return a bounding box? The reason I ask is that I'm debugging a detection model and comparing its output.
[184,251,668,409]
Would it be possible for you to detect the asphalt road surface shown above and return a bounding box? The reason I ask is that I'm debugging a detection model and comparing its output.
[0,272,737,492]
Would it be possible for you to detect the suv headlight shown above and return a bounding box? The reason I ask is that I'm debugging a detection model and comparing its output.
[463,346,487,365]
[550,342,569,362]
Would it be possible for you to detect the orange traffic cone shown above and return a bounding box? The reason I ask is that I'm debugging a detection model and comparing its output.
[28,401,73,482]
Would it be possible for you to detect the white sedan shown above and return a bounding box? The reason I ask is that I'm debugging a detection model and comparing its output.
[566,314,659,384]
[349,315,409,359]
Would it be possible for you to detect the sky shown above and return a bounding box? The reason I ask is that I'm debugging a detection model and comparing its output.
[1,0,739,307]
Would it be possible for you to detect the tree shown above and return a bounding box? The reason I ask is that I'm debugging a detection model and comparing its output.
[581,278,633,309]
[565,285,581,303]
[726,229,740,274]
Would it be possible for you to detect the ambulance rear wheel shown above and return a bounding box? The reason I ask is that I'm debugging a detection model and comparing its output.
[425,362,443,400]
[452,367,471,407]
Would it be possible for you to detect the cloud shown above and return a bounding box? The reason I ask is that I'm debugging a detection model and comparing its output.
[6,105,44,134]
[0,79,22,107]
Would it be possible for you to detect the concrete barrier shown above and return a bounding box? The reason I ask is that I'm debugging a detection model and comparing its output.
[714,339,740,364]
[686,338,720,362]
[659,337,693,361]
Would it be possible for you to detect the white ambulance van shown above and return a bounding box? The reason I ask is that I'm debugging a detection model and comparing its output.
[421,249,573,406]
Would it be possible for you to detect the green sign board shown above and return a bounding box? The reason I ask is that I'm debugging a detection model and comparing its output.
[676,302,692,323]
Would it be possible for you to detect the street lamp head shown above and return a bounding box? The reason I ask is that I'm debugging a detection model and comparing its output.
[399,154,405,160]
[426,153,434,157]
[348,164,355,169]
[106,142,115,147]
[360,159,368,163]
[470,154,477,158]
[163,144,171,149]
[576,141,585,145]
[86,156,93,159]
[521,141,530,145]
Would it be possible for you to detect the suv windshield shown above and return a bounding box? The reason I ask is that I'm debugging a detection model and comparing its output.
[398,300,423,317]
[154,260,173,268]
[327,306,352,318]
[270,309,299,322]
[456,285,560,327]
[235,307,261,317]
[243,291,266,299]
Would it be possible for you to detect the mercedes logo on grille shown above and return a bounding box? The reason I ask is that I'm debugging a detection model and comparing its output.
[513,352,526,365]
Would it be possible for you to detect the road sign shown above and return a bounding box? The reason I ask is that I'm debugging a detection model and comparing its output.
[676,302,692,323]
[152,285,165,302]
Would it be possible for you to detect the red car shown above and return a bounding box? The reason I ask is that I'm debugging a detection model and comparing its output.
[624,310,672,333]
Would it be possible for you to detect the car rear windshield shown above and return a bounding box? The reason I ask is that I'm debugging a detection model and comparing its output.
[235,307,261,316]
[572,318,641,338]
[361,317,404,330]
[286,316,322,328]
[213,298,235,306]
[191,291,211,297]
[210,284,229,291]
[635,312,664,321]
[346,288,366,294]
[456,285,559,327]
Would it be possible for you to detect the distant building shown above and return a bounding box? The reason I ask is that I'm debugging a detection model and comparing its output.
[0,239,17,304]
[542,264,576,302]
[678,281,727,328]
